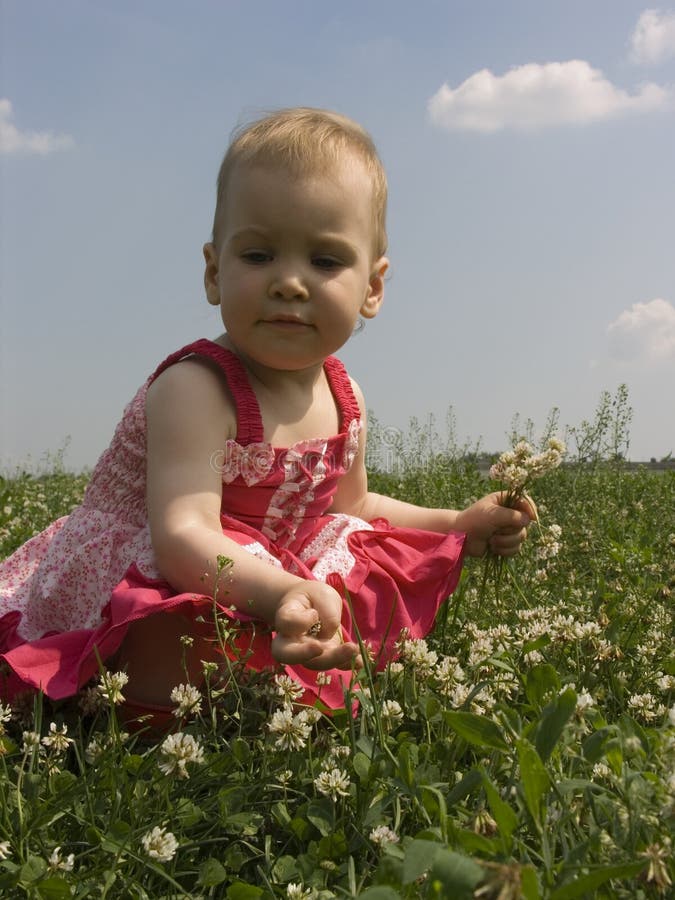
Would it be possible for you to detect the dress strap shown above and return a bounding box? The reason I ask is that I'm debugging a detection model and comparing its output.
[324,356,361,431]
[148,339,264,444]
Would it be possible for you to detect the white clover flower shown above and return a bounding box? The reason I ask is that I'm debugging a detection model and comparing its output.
[369,825,399,848]
[158,732,205,778]
[314,767,351,801]
[628,693,666,723]
[315,672,332,686]
[22,731,41,751]
[669,705,675,727]
[576,692,595,713]
[398,638,438,677]
[170,683,202,718]
[78,686,103,716]
[0,703,12,727]
[275,769,294,786]
[328,744,351,763]
[381,700,403,725]
[286,884,313,899]
[274,674,305,704]
[267,707,312,751]
[48,847,75,872]
[296,707,322,726]
[98,671,129,706]
[592,762,612,780]
[41,723,73,753]
[640,842,672,893]
[656,673,675,692]
[85,736,105,765]
[141,826,178,863]
[0,841,11,860]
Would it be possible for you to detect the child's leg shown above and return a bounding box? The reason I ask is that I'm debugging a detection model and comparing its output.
[114,612,218,707]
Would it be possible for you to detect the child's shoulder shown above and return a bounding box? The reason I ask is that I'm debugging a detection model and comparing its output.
[146,354,238,440]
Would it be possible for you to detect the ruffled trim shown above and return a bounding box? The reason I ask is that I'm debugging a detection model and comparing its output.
[148,339,264,444]
[324,356,361,430]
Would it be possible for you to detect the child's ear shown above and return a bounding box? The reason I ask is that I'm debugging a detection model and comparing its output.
[361,256,389,319]
[203,243,221,306]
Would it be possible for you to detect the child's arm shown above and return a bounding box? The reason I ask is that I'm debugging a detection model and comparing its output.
[145,360,358,669]
[330,381,533,557]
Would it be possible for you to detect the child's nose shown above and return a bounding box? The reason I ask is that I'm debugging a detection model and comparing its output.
[268,268,309,301]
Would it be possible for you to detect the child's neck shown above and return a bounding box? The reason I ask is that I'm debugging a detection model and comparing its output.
[216,336,340,444]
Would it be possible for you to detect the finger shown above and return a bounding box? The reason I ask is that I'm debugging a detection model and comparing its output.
[275,603,318,638]
[271,634,324,665]
[514,493,539,523]
[302,642,362,671]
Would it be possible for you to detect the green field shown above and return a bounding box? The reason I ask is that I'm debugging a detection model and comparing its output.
[1,427,673,898]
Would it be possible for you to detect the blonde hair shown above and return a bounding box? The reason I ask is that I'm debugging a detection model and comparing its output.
[211,107,388,257]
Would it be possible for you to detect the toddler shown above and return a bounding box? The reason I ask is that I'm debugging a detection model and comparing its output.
[0,108,533,716]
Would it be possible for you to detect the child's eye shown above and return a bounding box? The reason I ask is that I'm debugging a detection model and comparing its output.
[312,256,342,270]
[241,251,272,264]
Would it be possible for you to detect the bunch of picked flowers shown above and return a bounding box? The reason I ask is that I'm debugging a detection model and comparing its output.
[489,437,565,506]
[483,437,566,593]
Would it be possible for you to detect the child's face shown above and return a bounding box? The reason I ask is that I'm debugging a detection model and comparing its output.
[203,157,388,372]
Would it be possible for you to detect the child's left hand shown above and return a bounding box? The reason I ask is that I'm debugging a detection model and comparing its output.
[455,492,536,558]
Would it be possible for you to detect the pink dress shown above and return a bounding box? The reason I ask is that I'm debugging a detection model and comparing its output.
[0,340,465,709]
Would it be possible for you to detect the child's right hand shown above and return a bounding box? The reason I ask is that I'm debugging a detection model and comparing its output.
[271,581,361,671]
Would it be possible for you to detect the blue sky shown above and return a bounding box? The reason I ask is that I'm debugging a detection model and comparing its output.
[2,0,674,470]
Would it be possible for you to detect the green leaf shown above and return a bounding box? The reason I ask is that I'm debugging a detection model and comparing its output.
[520,866,541,900]
[525,663,560,707]
[226,883,264,900]
[199,858,228,887]
[443,711,509,751]
[447,768,483,805]
[36,877,72,899]
[353,751,372,782]
[18,856,47,885]
[550,860,646,899]
[223,812,264,836]
[480,772,518,845]
[306,799,335,837]
[534,688,576,761]
[517,739,550,827]
[402,839,442,884]
[428,849,484,897]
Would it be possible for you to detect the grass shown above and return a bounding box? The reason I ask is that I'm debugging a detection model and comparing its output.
[0,414,673,898]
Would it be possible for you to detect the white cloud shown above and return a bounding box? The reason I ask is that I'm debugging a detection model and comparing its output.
[607,298,675,362]
[428,60,670,132]
[630,9,675,64]
[0,98,75,156]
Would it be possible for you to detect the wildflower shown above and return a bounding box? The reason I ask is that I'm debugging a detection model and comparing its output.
[201,660,219,677]
[21,731,40,752]
[98,671,129,705]
[576,691,595,713]
[369,825,399,847]
[268,706,312,751]
[669,705,675,727]
[79,685,103,716]
[381,700,403,726]
[274,674,305,704]
[435,656,465,694]
[170,683,202,718]
[85,736,105,764]
[592,762,612,780]
[398,637,438,677]
[314,767,351,801]
[0,841,11,860]
[158,732,205,778]
[41,723,73,753]
[640,841,672,893]
[141,826,178,863]
[0,703,11,728]
[48,846,75,872]
[315,672,332,686]
[472,809,498,836]
[628,693,666,723]
[274,769,294,786]
[297,706,322,726]
[287,884,313,899]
